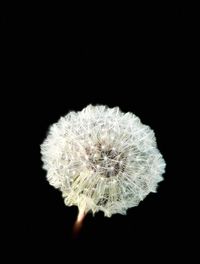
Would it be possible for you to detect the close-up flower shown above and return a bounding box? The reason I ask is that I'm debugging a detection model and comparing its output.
[41,105,166,218]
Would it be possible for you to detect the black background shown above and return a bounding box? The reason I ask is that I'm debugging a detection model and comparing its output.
[2,3,193,262]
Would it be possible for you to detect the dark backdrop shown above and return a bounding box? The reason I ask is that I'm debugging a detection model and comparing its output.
[2,3,191,262]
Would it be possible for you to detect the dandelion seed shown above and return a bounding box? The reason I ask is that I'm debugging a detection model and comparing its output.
[41,104,166,219]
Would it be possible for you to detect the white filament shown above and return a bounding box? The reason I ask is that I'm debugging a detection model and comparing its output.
[41,105,166,217]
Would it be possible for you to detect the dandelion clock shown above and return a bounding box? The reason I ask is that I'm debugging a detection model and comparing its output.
[41,105,166,224]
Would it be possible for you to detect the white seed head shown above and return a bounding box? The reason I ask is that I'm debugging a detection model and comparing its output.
[41,104,166,217]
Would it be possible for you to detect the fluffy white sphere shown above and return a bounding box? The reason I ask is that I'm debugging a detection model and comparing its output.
[41,105,166,217]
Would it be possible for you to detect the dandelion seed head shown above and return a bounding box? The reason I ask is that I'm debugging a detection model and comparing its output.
[41,105,166,217]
